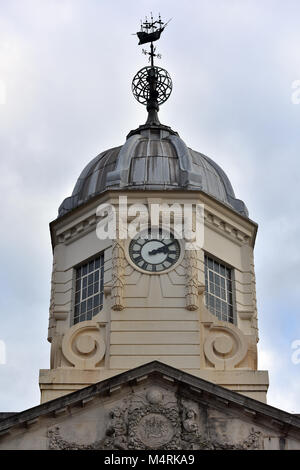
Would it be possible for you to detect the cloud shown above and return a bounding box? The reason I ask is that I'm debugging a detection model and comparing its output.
[259,342,300,413]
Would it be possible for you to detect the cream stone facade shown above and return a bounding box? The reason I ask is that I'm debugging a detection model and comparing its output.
[39,188,268,404]
[1,363,300,450]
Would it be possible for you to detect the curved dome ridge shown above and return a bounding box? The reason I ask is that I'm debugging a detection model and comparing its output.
[58,128,248,218]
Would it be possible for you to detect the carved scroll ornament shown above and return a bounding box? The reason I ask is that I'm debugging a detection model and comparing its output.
[61,321,105,368]
[203,324,248,370]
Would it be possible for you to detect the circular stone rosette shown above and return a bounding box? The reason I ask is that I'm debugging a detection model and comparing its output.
[136,413,174,449]
[128,405,181,450]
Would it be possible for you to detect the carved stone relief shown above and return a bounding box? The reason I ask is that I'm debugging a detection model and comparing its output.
[185,250,200,311]
[47,386,263,450]
[61,321,106,368]
[201,304,249,370]
[203,324,248,370]
[111,239,125,310]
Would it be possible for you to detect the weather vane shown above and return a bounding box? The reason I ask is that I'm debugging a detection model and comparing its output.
[131,14,173,127]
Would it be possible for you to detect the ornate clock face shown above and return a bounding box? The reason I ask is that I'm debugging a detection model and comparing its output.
[128,228,181,273]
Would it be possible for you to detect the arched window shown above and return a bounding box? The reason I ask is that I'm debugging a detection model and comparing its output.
[204,254,235,324]
[73,253,104,324]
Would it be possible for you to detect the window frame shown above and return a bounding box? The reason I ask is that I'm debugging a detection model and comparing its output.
[204,252,237,325]
[71,251,105,326]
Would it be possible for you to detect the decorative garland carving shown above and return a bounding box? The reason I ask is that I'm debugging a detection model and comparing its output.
[61,321,105,368]
[47,386,263,450]
[111,240,125,311]
[185,250,199,311]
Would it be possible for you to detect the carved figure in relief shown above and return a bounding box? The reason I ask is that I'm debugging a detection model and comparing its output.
[183,408,198,433]
[47,389,263,450]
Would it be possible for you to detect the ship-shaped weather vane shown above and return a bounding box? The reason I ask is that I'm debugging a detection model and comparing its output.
[131,14,173,127]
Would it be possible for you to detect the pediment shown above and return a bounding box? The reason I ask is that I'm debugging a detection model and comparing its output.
[1,362,300,450]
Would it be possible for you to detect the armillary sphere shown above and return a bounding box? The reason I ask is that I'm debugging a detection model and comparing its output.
[132,66,172,106]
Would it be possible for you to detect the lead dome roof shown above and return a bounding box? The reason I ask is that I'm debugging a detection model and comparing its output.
[58,126,248,218]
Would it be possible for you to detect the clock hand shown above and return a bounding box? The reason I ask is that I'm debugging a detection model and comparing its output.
[149,246,165,255]
[148,242,175,255]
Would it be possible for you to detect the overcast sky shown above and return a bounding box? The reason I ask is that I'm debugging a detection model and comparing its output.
[0,0,300,413]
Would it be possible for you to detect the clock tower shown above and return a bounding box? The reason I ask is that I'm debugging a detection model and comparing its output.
[39,16,269,404]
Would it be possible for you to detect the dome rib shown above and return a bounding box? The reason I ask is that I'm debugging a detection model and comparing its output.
[58,128,248,218]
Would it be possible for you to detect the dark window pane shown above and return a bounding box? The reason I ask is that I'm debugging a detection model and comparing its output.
[75,292,80,304]
[95,257,100,269]
[74,305,80,315]
[87,298,93,311]
[88,260,94,273]
[94,270,99,282]
[82,264,88,276]
[88,285,93,297]
[94,295,100,308]
[75,279,81,292]
[93,307,99,317]
[94,283,99,294]
[80,301,86,314]
[88,273,93,285]
[82,288,87,300]
[86,311,92,321]
[214,261,220,273]
[76,268,81,279]
[83,277,87,288]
